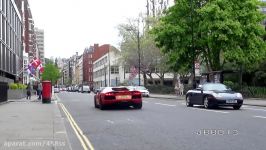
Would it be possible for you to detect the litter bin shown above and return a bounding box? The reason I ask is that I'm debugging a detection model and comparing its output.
[0,82,8,103]
[42,80,51,103]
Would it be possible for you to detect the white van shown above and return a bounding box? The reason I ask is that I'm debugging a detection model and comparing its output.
[81,85,90,93]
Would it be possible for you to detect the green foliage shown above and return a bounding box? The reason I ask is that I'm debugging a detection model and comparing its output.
[41,63,61,85]
[9,83,26,90]
[152,0,266,73]
[242,86,266,98]
[9,83,18,89]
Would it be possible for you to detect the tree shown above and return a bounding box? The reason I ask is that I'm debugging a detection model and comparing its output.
[118,18,170,86]
[152,0,266,74]
[41,63,61,85]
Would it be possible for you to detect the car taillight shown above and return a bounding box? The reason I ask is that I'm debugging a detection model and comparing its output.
[132,91,142,99]
[104,92,116,100]
[105,92,115,96]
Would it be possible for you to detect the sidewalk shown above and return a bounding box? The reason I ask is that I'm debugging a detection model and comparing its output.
[0,95,72,150]
[150,94,266,107]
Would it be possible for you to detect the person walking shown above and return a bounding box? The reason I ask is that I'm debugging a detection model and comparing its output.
[26,82,32,100]
[174,82,180,96]
[37,82,42,100]
[179,82,184,96]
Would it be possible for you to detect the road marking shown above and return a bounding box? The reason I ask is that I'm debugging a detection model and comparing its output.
[127,119,134,122]
[143,101,148,103]
[107,120,115,124]
[253,116,266,119]
[57,95,94,150]
[244,108,266,112]
[155,103,176,107]
[192,108,229,114]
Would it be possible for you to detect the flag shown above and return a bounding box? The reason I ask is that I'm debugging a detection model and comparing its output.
[37,63,44,73]
[27,64,35,75]
[31,58,41,68]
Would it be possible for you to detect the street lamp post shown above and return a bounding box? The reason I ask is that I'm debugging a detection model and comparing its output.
[126,19,141,86]
[137,19,141,86]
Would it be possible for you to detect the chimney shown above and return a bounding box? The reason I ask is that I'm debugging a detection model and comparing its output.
[94,43,99,51]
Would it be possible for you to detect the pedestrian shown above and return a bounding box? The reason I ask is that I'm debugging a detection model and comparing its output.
[179,82,184,96]
[174,82,180,96]
[26,82,31,100]
[37,82,42,100]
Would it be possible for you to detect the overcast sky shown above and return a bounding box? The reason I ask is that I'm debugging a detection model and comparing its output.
[28,0,148,58]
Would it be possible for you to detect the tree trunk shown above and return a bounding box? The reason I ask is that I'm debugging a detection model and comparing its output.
[143,72,148,87]
[173,73,177,86]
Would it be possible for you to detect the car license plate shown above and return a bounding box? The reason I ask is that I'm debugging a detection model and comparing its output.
[226,100,237,103]
[116,95,131,100]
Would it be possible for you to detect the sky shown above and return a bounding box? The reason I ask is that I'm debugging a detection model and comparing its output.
[28,0,148,58]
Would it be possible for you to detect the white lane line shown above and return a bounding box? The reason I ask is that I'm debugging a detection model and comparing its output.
[107,120,115,124]
[180,103,186,105]
[155,103,176,107]
[253,116,266,119]
[127,119,134,122]
[192,108,230,114]
[143,101,148,103]
[244,108,266,112]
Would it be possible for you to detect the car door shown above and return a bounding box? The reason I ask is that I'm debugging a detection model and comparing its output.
[193,88,204,105]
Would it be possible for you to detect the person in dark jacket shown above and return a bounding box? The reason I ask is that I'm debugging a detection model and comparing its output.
[26,83,32,100]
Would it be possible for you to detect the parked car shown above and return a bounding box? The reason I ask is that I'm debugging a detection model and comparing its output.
[134,86,150,97]
[94,87,105,94]
[79,85,91,93]
[94,87,142,110]
[185,83,243,109]
[54,87,60,93]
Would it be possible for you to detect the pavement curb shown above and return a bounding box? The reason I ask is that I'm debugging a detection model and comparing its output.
[53,98,73,150]
[243,104,266,107]
[0,101,9,105]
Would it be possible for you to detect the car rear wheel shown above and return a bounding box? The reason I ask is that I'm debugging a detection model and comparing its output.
[133,103,142,109]
[233,105,241,110]
[99,100,106,110]
[186,96,193,107]
[204,97,211,109]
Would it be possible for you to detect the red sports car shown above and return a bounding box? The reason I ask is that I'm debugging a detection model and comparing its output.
[94,87,142,110]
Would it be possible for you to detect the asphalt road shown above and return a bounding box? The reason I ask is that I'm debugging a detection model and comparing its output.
[57,92,266,150]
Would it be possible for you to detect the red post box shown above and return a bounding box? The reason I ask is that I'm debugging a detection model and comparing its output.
[42,80,52,103]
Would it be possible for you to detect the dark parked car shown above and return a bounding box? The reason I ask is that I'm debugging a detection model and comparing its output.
[185,83,243,109]
[94,87,142,110]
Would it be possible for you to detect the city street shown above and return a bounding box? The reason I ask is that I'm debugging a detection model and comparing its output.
[57,92,266,150]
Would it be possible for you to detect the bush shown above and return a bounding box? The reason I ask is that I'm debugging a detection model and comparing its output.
[9,83,27,90]
[9,83,18,89]
[242,86,266,98]
[17,83,27,89]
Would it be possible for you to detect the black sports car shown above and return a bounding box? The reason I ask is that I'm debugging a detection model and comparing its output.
[185,83,243,109]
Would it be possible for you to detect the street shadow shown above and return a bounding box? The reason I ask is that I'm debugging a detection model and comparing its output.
[95,105,141,111]
[192,105,244,111]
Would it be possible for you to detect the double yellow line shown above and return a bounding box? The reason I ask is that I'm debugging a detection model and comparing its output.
[59,102,95,150]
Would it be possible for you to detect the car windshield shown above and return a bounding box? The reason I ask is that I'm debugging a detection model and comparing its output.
[135,86,147,90]
[203,83,228,91]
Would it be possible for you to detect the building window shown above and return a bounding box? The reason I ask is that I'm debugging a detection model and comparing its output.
[111,66,119,74]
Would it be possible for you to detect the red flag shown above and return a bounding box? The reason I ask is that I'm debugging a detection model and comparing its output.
[31,58,41,68]
[37,64,44,73]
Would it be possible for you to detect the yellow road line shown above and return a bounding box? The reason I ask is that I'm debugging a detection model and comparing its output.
[56,95,95,150]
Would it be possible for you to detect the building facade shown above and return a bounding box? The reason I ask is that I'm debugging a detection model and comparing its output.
[83,46,94,88]
[0,0,23,83]
[93,44,126,89]
[35,28,44,64]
